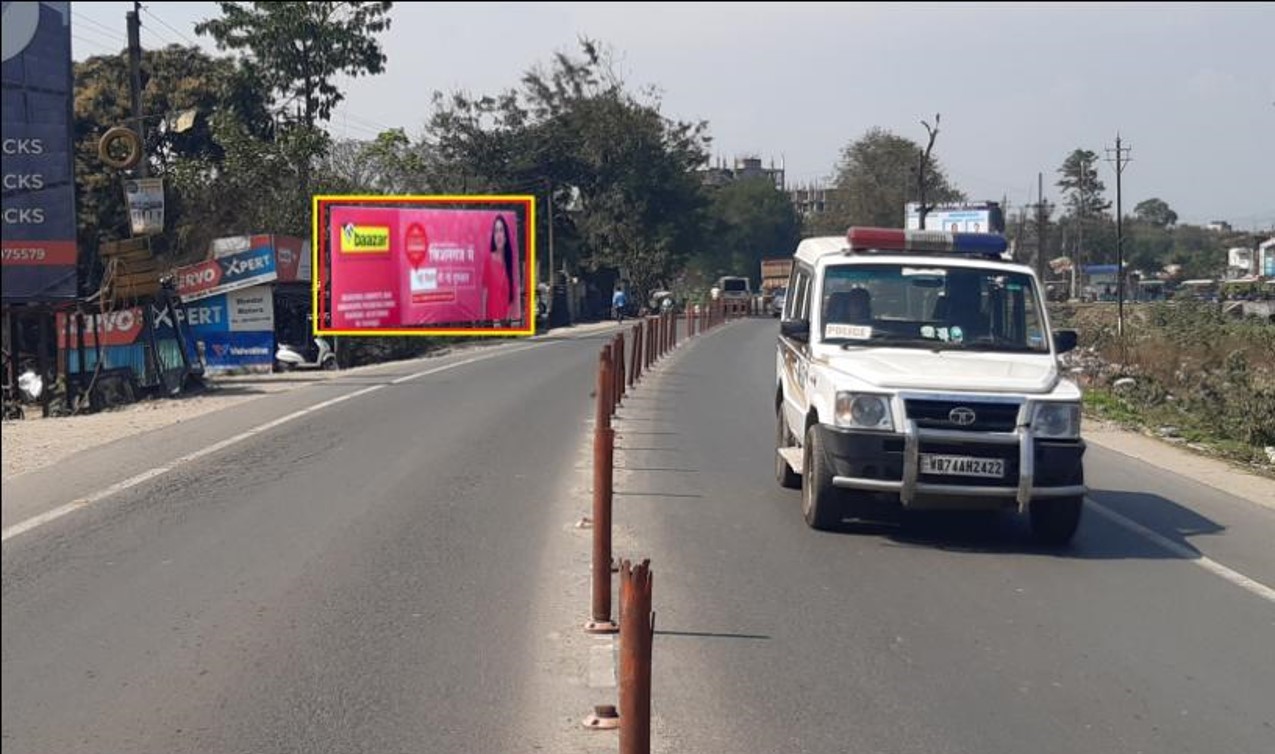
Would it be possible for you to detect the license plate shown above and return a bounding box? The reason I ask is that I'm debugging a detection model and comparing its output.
[919,454,1005,478]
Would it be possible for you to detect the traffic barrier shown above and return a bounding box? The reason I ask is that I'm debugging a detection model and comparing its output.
[585,347,618,634]
[619,559,654,754]
[631,323,642,385]
[615,333,626,406]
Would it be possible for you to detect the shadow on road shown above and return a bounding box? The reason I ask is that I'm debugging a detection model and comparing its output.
[655,629,770,641]
[823,491,1224,561]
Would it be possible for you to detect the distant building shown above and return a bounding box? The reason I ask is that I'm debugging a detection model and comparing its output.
[697,156,785,192]
[788,181,832,219]
[1207,220,1234,233]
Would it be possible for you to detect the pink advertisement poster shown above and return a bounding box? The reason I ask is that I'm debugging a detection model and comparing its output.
[327,206,525,330]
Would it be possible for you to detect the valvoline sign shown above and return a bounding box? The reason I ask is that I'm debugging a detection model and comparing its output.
[176,245,277,301]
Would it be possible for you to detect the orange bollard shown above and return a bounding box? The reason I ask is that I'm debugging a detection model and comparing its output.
[619,559,654,754]
[584,425,617,634]
[585,349,617,635]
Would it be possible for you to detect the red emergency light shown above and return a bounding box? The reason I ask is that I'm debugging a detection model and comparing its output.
[846,227,1008,258]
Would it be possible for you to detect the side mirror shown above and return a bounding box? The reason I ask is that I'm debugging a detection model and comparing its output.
[1053,329,1078,354]
[780,318,809,341]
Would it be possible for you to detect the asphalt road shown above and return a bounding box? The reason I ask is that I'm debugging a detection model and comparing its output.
[611,318,1275,754]
[2,327,627,754]
[4,316,1273,754]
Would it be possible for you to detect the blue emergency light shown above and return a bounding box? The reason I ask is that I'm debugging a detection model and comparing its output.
[846,227,1009,259]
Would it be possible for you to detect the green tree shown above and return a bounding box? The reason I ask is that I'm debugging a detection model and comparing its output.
[827,127,964,229]
[1056,148,1110,218]
[195,1,395,197]
[73,45,273,273]
[317,129,429,194]
[422,39,711,303]
[698,177,802,284]
[1133,197,1178,228]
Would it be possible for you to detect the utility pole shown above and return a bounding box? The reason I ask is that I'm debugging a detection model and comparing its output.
[126,1,147,177]
[1106,135,1132,337]
[545,177,555,291]
[1034,172,1051,285]
[1073,154,1087,300]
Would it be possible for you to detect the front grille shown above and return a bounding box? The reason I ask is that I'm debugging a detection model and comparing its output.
[905,399,1020,432]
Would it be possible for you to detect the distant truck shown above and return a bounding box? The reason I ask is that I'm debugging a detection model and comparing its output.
[761,258,793,294]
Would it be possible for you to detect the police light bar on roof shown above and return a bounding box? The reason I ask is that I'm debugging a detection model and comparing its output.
[846,227,1008,257]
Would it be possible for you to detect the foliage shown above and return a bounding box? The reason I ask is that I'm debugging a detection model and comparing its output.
[696,177,802,283]
[1068,302,1275,461]
[825,127,965,229]
[195,1,395,198]
[73,45,275,283]
[1056,148,1110,219]
[194,1,393,129]
[421,38,711,304]
[1133,197,1178,229]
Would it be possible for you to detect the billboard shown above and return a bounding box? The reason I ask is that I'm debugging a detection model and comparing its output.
[315,196,536,336]
[180,284,276,373]
[905,202,1006,234]
[174,243,278,301]
[2,1,78,302]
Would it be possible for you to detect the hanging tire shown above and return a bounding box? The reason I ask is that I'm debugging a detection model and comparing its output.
[776,403,800,490]
[99,126,143,170]
[802,424,841,531]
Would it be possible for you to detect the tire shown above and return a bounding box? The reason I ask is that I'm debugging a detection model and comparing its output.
[1029,496,1084,545]
[776,403,801,490]
[801,424,841,531]
[99,126,143,170]
[322,356,339,371]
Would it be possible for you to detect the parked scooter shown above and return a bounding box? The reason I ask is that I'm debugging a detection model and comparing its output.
[275,336,337,371]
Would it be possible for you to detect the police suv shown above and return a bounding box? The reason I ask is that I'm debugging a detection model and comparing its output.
[775,227,1086,544]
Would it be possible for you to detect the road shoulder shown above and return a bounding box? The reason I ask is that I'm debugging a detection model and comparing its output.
[1083,420,1275,510]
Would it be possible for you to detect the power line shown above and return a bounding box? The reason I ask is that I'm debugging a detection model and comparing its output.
[141,6,201,48]
[73,10,128,43]
[71,33,119,56]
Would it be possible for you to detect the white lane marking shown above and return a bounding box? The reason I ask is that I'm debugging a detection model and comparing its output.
[2,343,549,543]
[1087,500,1275,605]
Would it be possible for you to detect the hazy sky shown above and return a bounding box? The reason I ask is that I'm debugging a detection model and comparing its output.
[70,2,1275,228]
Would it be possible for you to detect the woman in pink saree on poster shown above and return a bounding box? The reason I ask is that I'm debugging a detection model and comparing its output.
[484,215,515,323]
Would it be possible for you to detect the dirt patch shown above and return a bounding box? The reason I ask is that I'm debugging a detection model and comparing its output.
[1,384,292,482]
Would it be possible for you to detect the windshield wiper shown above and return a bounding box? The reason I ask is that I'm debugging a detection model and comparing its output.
[835,335,951,352]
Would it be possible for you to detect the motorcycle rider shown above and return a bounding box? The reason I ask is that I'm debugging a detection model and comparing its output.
[612,285,628,322]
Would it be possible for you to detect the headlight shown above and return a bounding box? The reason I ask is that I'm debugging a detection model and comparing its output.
[835,393,895,431]
[1033,402,1081,439]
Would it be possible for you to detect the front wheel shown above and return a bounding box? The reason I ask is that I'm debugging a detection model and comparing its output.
[802,424,841,531]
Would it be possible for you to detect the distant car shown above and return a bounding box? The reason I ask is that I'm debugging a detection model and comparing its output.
[770,288,787,318]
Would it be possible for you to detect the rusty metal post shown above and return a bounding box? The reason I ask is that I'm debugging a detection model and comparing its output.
[584,424,617,633]
[613,334,623,413]
[585,348,618,634]
[597,346,612,432]
[619,559,654,754]
[646,318,654,369]
[632,323,642,384]
[659,313,666,356]
[616,332,626,402]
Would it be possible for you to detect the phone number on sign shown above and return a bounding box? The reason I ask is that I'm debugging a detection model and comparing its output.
[2,247,47,262]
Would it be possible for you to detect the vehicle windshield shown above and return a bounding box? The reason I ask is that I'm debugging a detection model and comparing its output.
[819,263,1049,353]
[723,279,748,293]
